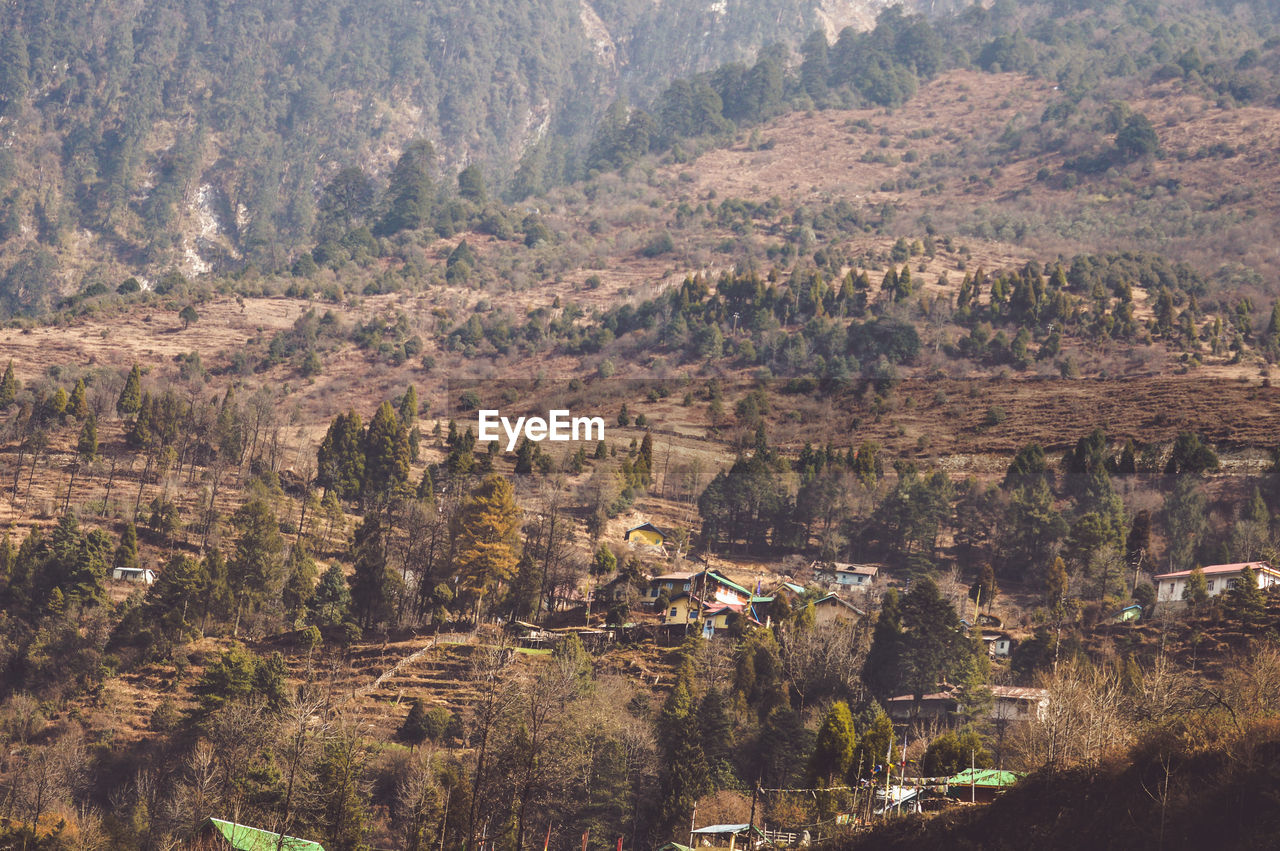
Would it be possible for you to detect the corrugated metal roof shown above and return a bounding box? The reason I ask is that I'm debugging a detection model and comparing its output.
[1155,561,1277,580]
[692,824,751,833]
[946,768,1021,786]
[990,686,1050,700]
[207,818,324,851]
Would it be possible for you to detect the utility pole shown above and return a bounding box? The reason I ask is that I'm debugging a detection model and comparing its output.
[897,729,910,814]
[853,751,864,825]
[881,727,894,820]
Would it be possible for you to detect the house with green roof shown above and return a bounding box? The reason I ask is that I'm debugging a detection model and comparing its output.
[945,768,1022,804]
[198,818,325,851]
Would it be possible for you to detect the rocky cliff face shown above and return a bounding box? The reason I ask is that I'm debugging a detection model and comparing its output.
[593,0,961,93]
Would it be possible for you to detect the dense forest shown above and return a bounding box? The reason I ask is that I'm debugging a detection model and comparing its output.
[1,0,1279,302]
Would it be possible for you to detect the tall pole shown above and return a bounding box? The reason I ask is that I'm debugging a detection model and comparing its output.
[881,727,894,820]
[897,730,909,814]
[853,751,864,825]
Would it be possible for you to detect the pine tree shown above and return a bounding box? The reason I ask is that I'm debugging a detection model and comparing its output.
[513,437,535,475]
[45,586,65,617]
[636,432,654,487]
[348,516,402,630]
[126,392,153,448]
[808,700,856,784]
[47,386,68,420]
[400,387,421,462]
[378,138,435,235]
[76,415,98,462]
[1266,300,1280,358]
[954,622,993,721]
[1183,566,1209,612]
[68,379,89,419]
[228,496,286,634]
[399,699,431,748]
[115,523,139,570]
[316,731,373,850]
[454,474,521,620]
[591,543,617,577]
[852,701,895,780]
[216,386,244,464]
[458,164,487,203]
[310,562,353,628]
[317,411,365,500]
[361,401,411,504]
[1045,556,1069,614]
[0,360,17,407]
[697,687,734,786]
[1226,566,1266,627]
[5,530,42,613]
[970,563,999,611]
[198,549,234,629]
[47,513,107,608]
[117,364,143,417]
[922,727,992,777]
[1164,477,1208,573]
[899,577,970,700]
[657,671,708,834]
[398,385,419,428]
[146,554,205,640]
[416,466,435,502]
[863,588,903,699]
[282,544,319,625]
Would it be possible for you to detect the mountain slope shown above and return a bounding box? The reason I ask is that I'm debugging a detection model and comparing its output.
[0,0,952,287]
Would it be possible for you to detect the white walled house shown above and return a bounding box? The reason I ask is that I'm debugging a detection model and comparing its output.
[1155,561,1280,603]
[111,566,156,584]
[812,561,878,590]
[990,686,1050,723]
[887,685,1048,724]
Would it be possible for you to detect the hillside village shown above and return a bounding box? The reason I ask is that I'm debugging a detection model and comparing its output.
[3,228,1280,850]
[5,1,1280,849]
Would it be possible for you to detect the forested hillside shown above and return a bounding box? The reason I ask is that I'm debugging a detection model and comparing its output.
[5,1,1280,850]
[0,0,957,291]
[4,0,1280,308]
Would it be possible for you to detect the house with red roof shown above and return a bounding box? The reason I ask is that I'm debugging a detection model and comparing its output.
[1154,561,1280,604]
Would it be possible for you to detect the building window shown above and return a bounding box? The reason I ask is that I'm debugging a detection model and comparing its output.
[669,608,678,618]
[1207,580,1215,591]
[1227,579,1239,590]
[683,582,690,591]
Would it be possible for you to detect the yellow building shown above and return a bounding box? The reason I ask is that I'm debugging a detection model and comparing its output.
[810,593,866,627]
[661,592,700,625]
[624,521,666,547]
